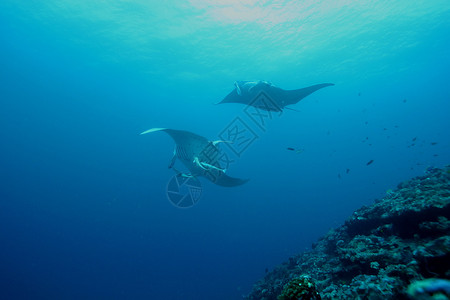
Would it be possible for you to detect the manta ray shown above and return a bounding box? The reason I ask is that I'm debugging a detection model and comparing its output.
[140,128,248,187]
[217,80,334,112]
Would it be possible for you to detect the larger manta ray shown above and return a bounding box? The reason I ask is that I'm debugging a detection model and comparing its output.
[218,80,334,112]
[140,128,248,187]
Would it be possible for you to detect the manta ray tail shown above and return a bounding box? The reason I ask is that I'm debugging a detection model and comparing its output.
[284,107,300,112]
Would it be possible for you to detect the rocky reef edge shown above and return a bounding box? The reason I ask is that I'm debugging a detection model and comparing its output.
[246,166,450,300]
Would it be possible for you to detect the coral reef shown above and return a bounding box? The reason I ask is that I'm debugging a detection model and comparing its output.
[277,275,321,300]
[245,166,450,300]
[407,278,450,299]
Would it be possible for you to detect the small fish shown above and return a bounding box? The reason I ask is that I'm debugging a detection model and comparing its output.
[403,99,407,103]
[338,173,341,179]
[412,137,417,142]
[287,147,304,154]
[433,154,439,157]
[366,160,374,166]
[346,168,350,174]
[431,142,438,145]
[358,92,361,96]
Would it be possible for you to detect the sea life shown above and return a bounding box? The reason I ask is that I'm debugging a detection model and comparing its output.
[407,278,450,298]
[217,80,334,112]
[246,167,450,300]
[278,276,321,300]
[366,159,374,165]
[140,128,248,187]
[287,147,304,154]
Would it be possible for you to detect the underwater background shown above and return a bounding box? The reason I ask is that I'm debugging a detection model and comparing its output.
[0,1,449,299]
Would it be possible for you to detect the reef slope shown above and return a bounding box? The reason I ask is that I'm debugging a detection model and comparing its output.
[246,167,450,299]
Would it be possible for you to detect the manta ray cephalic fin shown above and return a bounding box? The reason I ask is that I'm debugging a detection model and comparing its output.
[193,157,226,173]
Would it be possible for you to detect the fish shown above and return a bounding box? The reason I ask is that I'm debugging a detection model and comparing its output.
[366,160,374,166]
[287,147,304,154]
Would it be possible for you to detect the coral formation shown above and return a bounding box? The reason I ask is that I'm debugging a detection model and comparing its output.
[407,278,450,299]
[277,275,321,300]
[245,166,450,299]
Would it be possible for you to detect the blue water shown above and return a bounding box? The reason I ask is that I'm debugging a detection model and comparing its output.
[0,1,449,299]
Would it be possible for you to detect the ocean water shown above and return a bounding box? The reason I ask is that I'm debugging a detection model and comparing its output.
[0,0,449,299]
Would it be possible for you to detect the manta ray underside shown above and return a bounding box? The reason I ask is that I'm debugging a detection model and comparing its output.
[140,128,248,187]
[217,80,334,112]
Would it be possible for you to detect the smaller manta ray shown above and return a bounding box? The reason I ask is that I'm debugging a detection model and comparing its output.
[217,80,334,112]
[140,128,248,187]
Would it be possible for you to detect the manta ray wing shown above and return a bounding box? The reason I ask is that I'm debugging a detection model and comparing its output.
[217,89,241,105]
[278,83,334,107]
[143,128,209,149]
[214,173,249,187]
